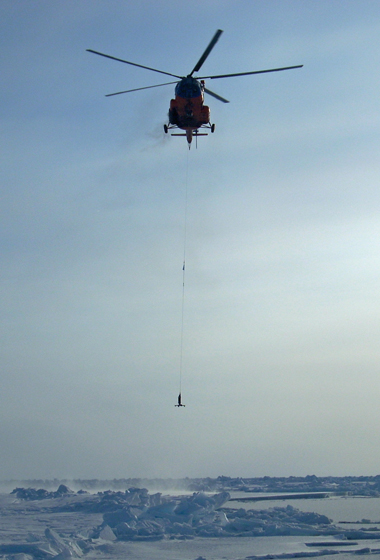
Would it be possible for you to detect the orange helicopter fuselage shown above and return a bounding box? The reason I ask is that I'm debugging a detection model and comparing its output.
[168,77,210,131]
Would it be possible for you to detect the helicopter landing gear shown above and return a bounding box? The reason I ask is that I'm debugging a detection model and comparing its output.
[210,123,215,133]
[164,124,168,133]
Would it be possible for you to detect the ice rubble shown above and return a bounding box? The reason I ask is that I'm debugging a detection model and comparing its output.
[78,488,337,540]
[4,486,380,559]
[11,484,76,501]
[0,527,85,559]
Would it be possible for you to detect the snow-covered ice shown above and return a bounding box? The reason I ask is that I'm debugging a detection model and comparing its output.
[2,481,380,560]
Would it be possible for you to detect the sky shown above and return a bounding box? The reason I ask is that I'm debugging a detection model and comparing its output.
[1,0,380,481]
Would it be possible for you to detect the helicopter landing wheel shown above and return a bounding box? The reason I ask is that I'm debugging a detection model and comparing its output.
[211,123,215,133]
[164,124,168,133]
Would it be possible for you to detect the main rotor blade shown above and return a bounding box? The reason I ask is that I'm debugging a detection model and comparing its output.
[199,64,303,80]
[105,81,178,97]
[190,29,223,76]
[204,87,229,103]
[87,49,182,79]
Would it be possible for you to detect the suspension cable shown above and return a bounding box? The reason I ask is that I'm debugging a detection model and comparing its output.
[178,150,189,399]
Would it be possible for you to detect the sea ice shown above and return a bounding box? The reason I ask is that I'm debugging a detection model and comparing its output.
[3,484,380,560]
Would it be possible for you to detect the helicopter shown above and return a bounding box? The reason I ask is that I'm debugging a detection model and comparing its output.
[87,29,302,147]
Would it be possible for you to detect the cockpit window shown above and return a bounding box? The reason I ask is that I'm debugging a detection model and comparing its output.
[175,78,202,99]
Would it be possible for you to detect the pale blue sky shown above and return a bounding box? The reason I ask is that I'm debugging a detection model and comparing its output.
[1,0,380,479]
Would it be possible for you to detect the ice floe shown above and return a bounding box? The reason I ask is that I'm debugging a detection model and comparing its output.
[3,485,380,559]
